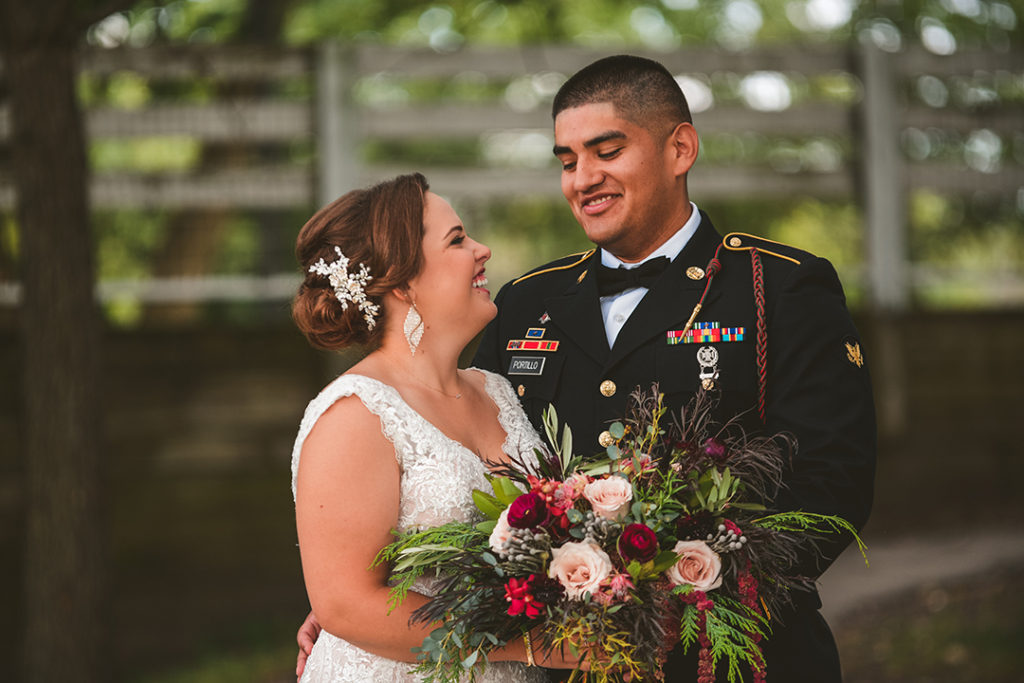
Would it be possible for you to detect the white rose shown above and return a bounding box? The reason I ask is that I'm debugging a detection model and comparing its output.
[666,540,723,592]
[489,508,512,553]
[583,476,633,520]
[548,541,613,600]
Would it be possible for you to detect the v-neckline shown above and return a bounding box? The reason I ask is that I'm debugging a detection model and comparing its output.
[346,369,513,473]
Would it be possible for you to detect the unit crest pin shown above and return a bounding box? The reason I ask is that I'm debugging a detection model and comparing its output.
[697,345,719,390]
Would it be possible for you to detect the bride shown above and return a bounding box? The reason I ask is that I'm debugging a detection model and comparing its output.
[290,173,579,682]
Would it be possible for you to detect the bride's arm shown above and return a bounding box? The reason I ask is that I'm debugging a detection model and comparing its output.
[295,396,434,662]
[295,395,583,668]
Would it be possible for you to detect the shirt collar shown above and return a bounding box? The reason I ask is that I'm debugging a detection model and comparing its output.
[599,202,701,270]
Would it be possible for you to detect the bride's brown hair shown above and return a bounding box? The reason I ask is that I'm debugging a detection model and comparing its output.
[292,173,428,350]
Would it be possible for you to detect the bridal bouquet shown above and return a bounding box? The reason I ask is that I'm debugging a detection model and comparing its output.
[376,386,865,683]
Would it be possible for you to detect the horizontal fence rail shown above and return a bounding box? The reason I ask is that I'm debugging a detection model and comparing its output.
[0,43,1020,309]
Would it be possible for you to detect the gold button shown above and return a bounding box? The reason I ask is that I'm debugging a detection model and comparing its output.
[598,430,615,448]
[728,236,742,248]
[517,384,525,397]
[686,266,705,280]
[599,379,616,397]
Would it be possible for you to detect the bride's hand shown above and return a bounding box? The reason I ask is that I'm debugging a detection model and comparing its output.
[295,610,322,680]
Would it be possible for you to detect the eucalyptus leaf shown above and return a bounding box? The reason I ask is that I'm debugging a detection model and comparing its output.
[609,421,625,439]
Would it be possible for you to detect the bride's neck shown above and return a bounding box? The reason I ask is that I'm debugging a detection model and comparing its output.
[375,335,463,395]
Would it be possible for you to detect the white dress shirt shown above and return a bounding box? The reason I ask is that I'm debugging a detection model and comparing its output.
[599,203,702,348]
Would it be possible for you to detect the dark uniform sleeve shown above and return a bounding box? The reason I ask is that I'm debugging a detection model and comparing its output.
[766,256,876,580]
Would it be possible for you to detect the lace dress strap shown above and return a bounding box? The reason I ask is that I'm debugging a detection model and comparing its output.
[473,368,547,466]
[290,373,420,501]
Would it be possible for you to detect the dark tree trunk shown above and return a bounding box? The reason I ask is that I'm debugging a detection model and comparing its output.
[0,4,110,680]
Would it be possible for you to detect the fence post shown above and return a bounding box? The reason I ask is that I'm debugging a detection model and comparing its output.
[315,42,361,209]
[858,43,908,436]
[858,43,908,312]
[314,42,362,379]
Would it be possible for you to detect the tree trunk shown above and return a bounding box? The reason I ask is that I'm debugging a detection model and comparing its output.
[3,40,106,682]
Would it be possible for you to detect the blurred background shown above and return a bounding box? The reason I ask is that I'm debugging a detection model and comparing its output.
[1,1,1022,681]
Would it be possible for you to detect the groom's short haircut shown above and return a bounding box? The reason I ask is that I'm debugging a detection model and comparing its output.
[552,55,692,139]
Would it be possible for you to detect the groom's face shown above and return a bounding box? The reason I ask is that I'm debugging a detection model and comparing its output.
[553,102,689,263]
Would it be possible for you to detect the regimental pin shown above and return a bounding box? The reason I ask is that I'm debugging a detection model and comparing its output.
[844,339,864,368]
[686,266,706,281]
[539,312,550,325]
[697,345,720,390]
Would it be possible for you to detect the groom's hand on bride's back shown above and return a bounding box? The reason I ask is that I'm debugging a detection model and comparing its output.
[295,610,322,680]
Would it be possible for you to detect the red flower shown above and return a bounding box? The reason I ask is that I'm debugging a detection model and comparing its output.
[507,492,550,529]
[504,574,546,619]
[618,523,659,563]
[723,519,743,536]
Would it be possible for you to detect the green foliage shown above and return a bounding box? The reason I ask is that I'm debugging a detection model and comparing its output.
[754,511,868,565]
[704,596,770,682]
[91,137,202,173]
[373,521,487,611]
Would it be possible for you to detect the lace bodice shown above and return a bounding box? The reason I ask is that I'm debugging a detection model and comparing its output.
[291,368,548,683]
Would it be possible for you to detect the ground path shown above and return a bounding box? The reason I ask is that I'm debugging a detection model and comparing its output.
[818,529,1024,624]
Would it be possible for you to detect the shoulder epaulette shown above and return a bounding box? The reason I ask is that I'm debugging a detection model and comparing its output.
[722,232,805,266]
[512,249,596,286]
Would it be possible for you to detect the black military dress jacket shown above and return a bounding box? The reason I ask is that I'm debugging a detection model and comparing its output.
[472,212,876,682]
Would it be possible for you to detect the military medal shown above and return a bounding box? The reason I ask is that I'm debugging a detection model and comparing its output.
[667,322,745,345]
[697,345,719,390]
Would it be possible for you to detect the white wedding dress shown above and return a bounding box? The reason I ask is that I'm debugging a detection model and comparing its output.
[291,369,549,683]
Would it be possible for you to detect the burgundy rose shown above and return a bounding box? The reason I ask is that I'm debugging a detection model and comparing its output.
[618,523,659,563]
[507,492,550,529]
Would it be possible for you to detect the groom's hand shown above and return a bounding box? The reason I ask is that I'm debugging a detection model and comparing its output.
[295,610,322,680]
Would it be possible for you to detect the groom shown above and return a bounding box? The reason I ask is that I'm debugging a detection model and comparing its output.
[470,55,875,681]
[297,55,875,681]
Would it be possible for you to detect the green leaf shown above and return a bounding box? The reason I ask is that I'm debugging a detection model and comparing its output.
[492,476,523,505]
[476,519,497,534]
[652,549,680,573]
[606,444,620,459]
[728,502,767,511]
[481,552,498,566]
[461,650,478,669]
[472,489,504,520]
[609,421,625,439]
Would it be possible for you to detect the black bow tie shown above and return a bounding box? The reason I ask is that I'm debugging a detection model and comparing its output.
[597,256,671,296]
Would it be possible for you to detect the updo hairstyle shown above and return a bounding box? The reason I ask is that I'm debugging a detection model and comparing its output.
[293,173,428,350]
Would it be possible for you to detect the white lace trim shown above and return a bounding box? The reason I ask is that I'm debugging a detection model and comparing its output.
[290,369,549,682]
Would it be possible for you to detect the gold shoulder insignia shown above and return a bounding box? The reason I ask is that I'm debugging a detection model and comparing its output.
[845,340,864,368]
[723,232,803,265]
[512,249,596,286]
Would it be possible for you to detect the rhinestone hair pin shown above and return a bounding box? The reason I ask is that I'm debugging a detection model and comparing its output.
[308,246,380,330]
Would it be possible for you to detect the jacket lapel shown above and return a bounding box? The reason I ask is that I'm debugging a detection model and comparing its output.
[544,252,610,366]
[607,215,723,369]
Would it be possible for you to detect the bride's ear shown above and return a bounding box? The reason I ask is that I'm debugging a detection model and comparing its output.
[389,286,414,305]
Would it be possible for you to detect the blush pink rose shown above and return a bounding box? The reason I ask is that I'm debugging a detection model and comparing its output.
[583,476,633,520]
[666,540,723,592]
[547,541,613,600]
[489,508,512,553]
